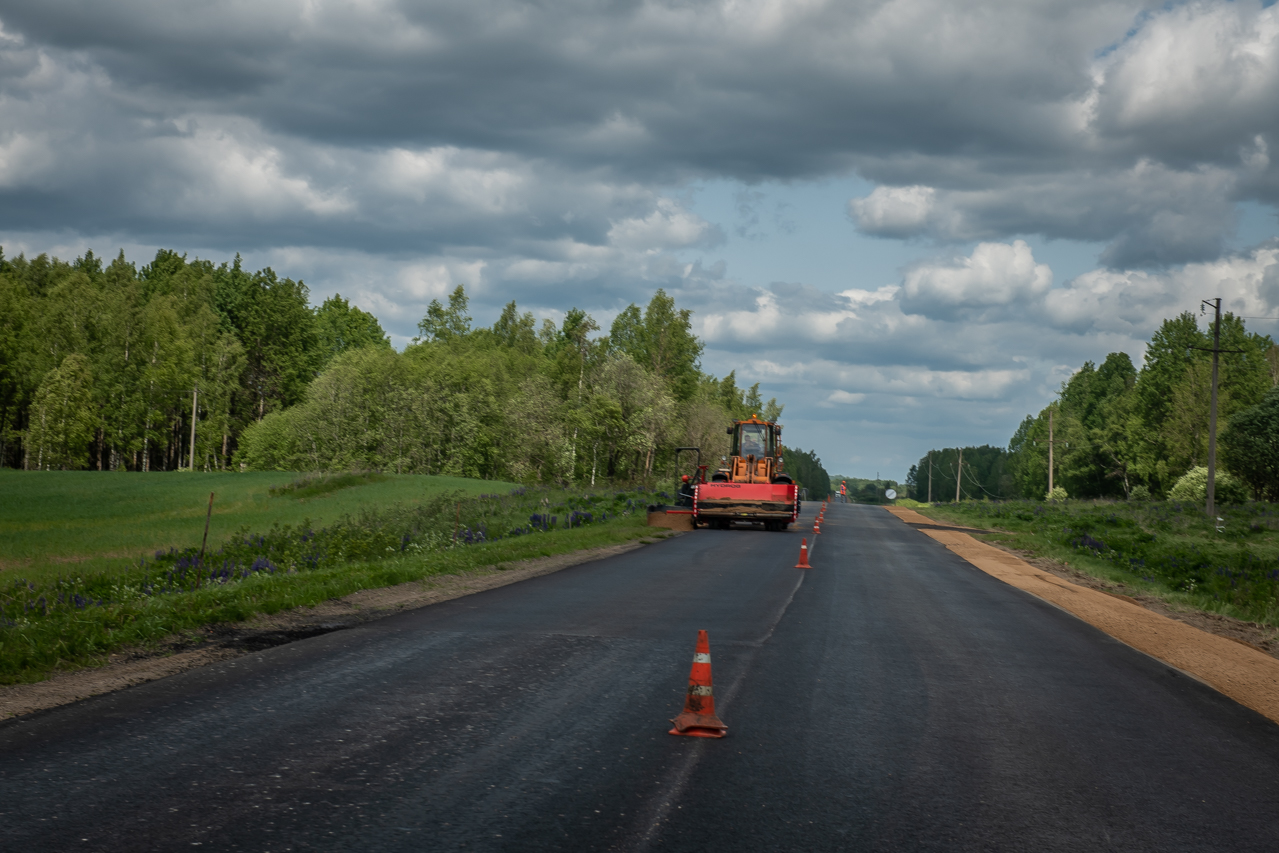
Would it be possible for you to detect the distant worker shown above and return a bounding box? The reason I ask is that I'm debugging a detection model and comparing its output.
[677,474,696,507]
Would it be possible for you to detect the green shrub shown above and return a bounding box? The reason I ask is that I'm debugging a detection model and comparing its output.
[1168,466,1248,505]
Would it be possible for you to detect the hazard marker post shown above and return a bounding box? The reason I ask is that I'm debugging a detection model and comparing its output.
[669,630,728,738]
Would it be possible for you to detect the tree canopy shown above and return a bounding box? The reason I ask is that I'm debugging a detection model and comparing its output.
[910,312,1279,503]
[1,247,789,489]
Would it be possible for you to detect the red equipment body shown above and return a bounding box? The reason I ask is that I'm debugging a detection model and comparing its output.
[695,481,798,525]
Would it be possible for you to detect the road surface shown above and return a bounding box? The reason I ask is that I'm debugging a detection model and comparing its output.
[3,503,1279,851]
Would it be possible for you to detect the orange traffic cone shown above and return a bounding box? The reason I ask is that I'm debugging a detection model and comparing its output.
[814,520,821,534]
[669,630,728,738]
[796,537,812,568]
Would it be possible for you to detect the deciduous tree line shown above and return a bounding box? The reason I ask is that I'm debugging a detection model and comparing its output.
[1,248,801,488]
[1,248,387,473]
[906,312,1279,501]
[238,284,787,486]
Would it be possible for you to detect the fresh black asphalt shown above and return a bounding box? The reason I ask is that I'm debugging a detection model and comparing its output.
[3,503,1279,851]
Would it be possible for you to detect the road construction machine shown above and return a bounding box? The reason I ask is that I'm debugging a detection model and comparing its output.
[648,416,799,531]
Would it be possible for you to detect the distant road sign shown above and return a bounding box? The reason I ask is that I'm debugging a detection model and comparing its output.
[885,489,897,500]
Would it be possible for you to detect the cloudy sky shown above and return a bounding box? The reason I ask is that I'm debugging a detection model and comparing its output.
[3,0,1279,480]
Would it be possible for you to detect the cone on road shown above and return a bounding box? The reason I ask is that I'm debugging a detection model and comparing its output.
[796,537,812,569]
[669,630,728,738]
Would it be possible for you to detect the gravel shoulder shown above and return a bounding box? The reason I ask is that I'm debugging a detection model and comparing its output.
[0,538,657,720]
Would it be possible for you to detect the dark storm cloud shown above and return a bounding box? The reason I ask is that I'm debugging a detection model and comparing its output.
[4,0,1277,269]
[0,0,1116,173]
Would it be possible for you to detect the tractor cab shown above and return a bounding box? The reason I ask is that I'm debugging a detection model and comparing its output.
[715,416,792,485]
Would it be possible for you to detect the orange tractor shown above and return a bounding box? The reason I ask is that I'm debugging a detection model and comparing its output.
[649,416,799,531]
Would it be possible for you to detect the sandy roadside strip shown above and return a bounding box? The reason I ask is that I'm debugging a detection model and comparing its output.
[0,537,659,721]
[884,506,1279,725]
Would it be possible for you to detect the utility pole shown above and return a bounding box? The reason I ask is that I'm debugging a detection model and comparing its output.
[189,383,199,473]
[1033,407,1065,498]
[1204,298,1222,517]
[955,447,963,503]
[1186,298,1244,516]
[927,451,932,503]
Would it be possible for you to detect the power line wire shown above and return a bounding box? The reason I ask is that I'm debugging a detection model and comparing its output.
[962,461,1010,500]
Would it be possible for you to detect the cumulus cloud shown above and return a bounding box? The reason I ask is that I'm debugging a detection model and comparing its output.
[825,390,867,406]
[901,241,1052,319]
[848,186,937,237]
[851,160,1244,268]
[1093,2,1279,167]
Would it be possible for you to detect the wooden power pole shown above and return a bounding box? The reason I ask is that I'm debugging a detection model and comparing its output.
[1187,298,1245,516]
[955,447,963,503]
[1034,406,1065,498]
[1204,298,1222,517]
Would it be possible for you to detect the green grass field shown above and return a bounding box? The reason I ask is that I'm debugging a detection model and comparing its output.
[0,470,515,583]
[0,470,662,683]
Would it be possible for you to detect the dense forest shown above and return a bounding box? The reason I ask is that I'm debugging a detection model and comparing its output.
[907,313,1279,502]
[781,448,831,499]
[0,247,806,488]
[905,445,1016,502]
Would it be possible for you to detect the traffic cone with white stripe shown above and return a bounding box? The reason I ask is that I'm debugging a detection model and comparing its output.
[796,537,812,569]
[669,630,728,738]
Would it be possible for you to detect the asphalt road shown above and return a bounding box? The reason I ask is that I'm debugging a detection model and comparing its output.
[3,503,1279,852]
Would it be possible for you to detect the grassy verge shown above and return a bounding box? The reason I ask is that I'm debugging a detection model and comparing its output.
[1,482,668,684]
[920,500,1279,627]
